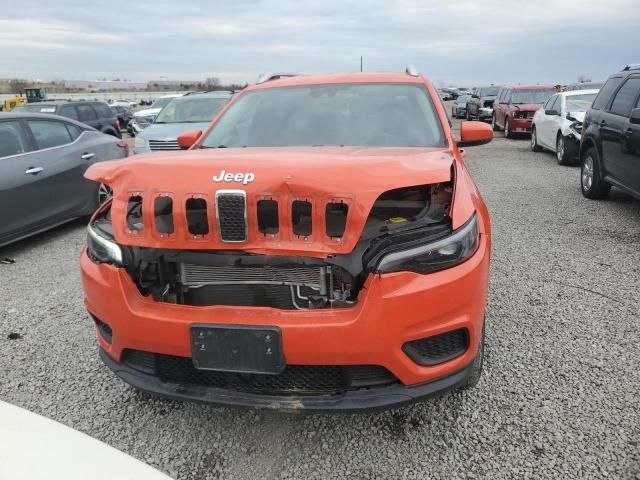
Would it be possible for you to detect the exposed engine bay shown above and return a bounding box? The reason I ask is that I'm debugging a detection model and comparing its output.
[92,181,453,310]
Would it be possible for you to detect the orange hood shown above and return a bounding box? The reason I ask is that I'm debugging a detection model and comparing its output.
[86,147,454,257]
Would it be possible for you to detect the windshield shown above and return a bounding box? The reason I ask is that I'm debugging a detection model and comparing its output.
[566,93,597,112]
[155,97,229,123]
[479,87,500,97]
[512,90,555,104]
[457,95,472,103]
[150,97,176,110]
[201,84,445,148]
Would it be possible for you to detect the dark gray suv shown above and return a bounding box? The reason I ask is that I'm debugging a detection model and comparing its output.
[13,100,122,138]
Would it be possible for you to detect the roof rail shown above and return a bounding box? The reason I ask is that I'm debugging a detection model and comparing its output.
[405,65,419,77]
[256,73,299,84]
[622,63,640,71]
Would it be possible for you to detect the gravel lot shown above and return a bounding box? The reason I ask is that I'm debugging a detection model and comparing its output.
[1,114,639,479]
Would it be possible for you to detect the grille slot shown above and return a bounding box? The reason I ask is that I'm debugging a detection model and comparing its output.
[91,315,113,344]
[154,196,174,234]
[180,263,322,288]
[186,198,209,235]
[126,195,143,231]
[257,199,279,235]
[403,329,468,366]
[216,190,247,242]
[325,202,348,238]
[148,139,181,151]
[292,200,312,237]
[123,350,399,396]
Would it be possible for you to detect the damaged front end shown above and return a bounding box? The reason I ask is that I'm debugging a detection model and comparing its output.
[87,180,465,311]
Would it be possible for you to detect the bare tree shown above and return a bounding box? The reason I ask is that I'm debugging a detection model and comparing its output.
[577,74,592,83]
[205,77,220,90]
[8,78,30,94]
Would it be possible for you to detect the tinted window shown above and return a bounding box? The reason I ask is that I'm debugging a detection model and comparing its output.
[66,124,82,140]
[59,105,79,120]
[0,121,27,158]
[155,96,230,123]
[542,96,553,110]
[77,104,98,122]
[511,90,555,104]
[28,120,73,149]
[201,84,446,148]
[93,102,115,119]
[550,95,561,111]
[479,86,500,96]
[592,77,623,110]
[609,77,640,116]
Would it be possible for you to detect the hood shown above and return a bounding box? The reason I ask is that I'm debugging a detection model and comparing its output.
[138,122,211,141]
[511,103,543,112]
[85,147,454,256]
[134,107,161,117]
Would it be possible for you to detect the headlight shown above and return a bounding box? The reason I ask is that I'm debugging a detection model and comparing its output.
[87,223,123,266]
[134,136,146,148]
[376,214,479,274]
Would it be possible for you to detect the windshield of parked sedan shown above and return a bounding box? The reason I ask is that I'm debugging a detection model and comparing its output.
[511,90,555,104]
[155,97,229,123]
[566,93,597,112]
[480,87,500,96]
[201,84,446,148]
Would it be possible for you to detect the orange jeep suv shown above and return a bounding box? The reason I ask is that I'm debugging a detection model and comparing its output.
[81,69,493,412]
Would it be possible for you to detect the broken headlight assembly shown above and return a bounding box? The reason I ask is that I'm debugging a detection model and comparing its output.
[375,213,478,274]
[87,208,123,266]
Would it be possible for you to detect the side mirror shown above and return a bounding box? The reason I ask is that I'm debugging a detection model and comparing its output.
[458,121,493,147]
[545,109,560,116]
[630,108,640,125]
[177,129,202,149]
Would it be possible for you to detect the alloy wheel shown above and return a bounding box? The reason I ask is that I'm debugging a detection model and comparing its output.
[582,156,594,191]
[98,183,113,204]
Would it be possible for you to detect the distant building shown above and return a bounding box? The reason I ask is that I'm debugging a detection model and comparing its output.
[64,80,147,91]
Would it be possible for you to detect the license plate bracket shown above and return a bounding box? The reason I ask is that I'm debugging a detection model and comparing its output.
[190,324,285,374]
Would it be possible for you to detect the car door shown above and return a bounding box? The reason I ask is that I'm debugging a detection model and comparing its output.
[601,76,640,183]
[24,118,97,221]
[536,95,554,148]
[619,88,640,193]
[494,89,505,126]
[499,89,511,127]
[544,95,562,149]
[0,119,57,240]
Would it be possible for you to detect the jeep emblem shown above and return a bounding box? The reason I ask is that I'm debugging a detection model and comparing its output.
[212,170,255,185]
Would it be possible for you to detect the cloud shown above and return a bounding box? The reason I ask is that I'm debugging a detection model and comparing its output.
[0,0,638,85]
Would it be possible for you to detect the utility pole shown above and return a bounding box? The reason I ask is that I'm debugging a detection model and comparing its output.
[360,56,363,72]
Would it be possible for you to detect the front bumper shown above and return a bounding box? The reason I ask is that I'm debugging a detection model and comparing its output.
[99,347,476,412]
[478,107,493,120]
[510,117,533,133]
[81,235,490,410]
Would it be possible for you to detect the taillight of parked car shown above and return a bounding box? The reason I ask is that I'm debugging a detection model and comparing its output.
[117,140,130,157]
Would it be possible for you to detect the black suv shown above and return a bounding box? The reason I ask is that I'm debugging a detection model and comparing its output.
[13,100,121,138]
[580,64,640,200]
[466,86,501,121]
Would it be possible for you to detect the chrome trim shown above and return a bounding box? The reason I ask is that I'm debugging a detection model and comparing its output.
[214,189,247,243]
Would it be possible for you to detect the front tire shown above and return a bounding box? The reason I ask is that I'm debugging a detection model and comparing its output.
[581,147,611,199]
[530,126,542,152]
[504,118,513,138]
[556,134,571,166]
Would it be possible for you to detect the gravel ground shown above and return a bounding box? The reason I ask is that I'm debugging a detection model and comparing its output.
[1,115,639,479]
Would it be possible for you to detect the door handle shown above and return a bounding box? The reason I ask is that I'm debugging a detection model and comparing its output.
[81,152,95,160]
[625,127,633,136]
[599,119,607,127]
[25,167,44,175]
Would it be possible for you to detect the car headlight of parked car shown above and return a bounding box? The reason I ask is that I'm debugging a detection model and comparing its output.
[376,213,479,274]
[87,222,123,266]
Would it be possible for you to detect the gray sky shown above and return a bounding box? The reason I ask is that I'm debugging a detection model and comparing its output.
[1,0,638,86]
